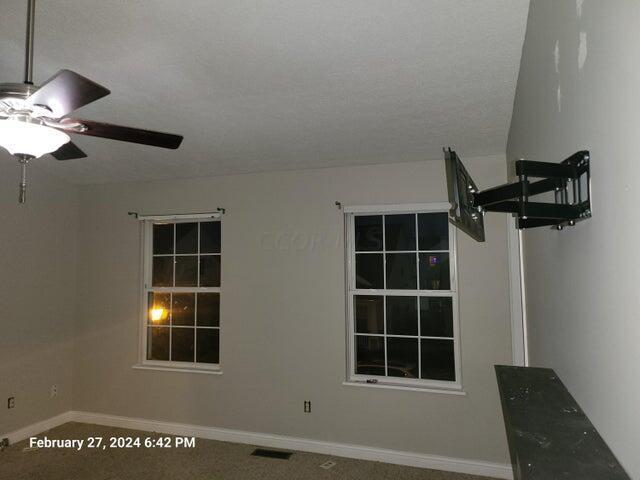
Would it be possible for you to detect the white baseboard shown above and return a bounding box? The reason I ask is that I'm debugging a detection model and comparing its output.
[3,410,513,479]
[2,411,73,445]
[70,410,513,479]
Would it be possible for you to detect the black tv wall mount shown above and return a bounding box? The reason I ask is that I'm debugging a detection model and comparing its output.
[445,149,592,241]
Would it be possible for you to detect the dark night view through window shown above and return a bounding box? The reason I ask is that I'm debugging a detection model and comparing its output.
[145,219,221,368]
[347,210,459,389]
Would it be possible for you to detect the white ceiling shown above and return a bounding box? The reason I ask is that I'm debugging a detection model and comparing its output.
[0,0,529,185]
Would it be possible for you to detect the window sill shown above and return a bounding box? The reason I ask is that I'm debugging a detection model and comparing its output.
[342,381,466,395]
[132,364,223,375]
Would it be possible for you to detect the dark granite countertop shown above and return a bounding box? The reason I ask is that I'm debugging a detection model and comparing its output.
[495,365,630,480]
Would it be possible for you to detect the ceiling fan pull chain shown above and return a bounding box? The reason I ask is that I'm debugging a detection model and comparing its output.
[17,155,31,204]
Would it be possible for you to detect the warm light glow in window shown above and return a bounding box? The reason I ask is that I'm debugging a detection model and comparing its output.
[150,307,168,323]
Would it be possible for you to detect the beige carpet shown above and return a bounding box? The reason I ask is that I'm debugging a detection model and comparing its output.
[0,422,497,480]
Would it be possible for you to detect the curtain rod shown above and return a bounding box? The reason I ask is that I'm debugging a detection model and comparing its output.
[128,208,225,221]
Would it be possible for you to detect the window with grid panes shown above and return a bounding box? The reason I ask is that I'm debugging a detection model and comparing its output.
[143,219,221,369]
[346,207,461,390]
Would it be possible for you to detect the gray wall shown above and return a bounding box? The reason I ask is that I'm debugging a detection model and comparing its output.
[73,156,513,463]
[0,162,78,434]
[508,1,640,477]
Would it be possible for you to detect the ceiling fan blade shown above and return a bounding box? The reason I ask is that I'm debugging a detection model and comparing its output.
[50,141,87,160]
[61,119,183,149]
[26,69,110,117]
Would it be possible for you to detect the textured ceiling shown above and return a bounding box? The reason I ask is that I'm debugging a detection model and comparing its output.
[0,0,529,184]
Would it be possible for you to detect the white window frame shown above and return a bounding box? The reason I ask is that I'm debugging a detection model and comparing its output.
[136,215,222,374]
[344,203,462,392]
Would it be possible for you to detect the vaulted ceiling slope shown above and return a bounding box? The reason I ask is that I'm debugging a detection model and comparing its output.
[0,0,529,184]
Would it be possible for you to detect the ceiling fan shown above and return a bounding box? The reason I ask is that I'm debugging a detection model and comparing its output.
[0,0,184,203]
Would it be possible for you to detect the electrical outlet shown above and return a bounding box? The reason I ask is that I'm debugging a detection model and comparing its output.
[50,385,58,397]
[7,397,15,409]
[304,400,312,413]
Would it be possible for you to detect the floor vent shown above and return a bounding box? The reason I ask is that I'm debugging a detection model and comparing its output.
[251,448,293,460]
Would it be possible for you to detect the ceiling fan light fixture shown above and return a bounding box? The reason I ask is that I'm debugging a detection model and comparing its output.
[0,119,70,158]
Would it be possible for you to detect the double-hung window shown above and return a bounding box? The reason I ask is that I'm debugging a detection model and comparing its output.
[140,217,221,371]
[345,204,461,391]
